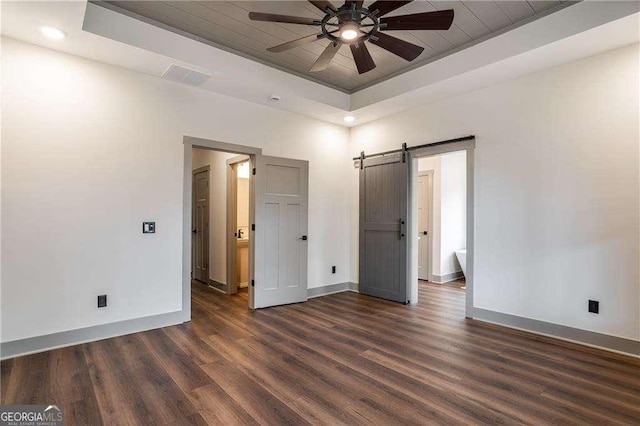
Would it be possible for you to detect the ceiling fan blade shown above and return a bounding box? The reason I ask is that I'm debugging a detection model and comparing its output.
[344,1,364,7]
[267,33,323,53]
[370,32,424,61]
[380,10,455,30]
[310,42,341,72]
[308,0,337,13]
[249,12,319,26]
[368,1,413,17]
[350,42,376,74]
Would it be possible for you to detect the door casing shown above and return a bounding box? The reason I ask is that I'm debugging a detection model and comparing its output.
[183,137,262,321]
[409,139,475,317]
[183,136,309,318]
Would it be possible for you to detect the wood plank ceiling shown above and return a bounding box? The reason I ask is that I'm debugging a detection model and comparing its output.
[101,1,576,93]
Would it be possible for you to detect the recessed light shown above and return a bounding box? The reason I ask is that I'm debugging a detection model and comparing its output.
[344,115,355,123]
[40,26,67,40]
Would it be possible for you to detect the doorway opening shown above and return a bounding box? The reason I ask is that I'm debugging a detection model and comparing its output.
[414,150,467,315]
[226,155,251,296]
[355,136,474,317]
[182,136,310,321]
[191,147,253,309]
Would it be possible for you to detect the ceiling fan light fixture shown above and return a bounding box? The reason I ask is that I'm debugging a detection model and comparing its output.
[339,23,359,41]
[251,1,455,75]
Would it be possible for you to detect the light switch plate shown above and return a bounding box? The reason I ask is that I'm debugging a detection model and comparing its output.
[143,222,155,234]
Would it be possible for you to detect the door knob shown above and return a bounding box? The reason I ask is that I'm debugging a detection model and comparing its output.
[423,231,427,235]
[299,235,308,241]
[192,229,197,234]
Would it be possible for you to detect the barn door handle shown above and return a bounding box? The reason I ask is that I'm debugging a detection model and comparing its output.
[399,218,405,239]
[299,235,308,241]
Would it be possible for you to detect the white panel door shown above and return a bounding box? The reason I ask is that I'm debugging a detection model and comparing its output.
[252,155,308,308]
[192,170,209,283]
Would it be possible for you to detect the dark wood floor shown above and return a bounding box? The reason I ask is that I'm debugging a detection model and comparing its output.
[2,281,639,425]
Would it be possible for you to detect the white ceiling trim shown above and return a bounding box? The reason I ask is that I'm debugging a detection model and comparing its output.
[350,12,640,125]
[82,2,350,109]
[2,1,639,127]
[351,1,640,109]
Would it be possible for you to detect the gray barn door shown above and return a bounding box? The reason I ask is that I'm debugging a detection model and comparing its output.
[359,152,410,303]
[192,169,209,283]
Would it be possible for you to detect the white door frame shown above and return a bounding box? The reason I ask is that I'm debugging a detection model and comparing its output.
[408,139,475,317]
[226,154,250,295]
[417,170,434,282]
[182,136,262,321]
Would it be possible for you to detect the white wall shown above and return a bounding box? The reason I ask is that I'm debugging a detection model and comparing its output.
[1,38,351,343]
[417,156,441,276]
[418,152,467,279]
[351,43,640,340]
[439,151,466,277]
[192,148,235,284]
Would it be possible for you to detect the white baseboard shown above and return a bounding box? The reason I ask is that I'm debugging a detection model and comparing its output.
[471,307,640,357]
[1,310,184,360]
[308,282,359,298]
[431,271,464,283]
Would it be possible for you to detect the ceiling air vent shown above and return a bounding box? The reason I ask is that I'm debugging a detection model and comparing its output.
[162,64,211,86]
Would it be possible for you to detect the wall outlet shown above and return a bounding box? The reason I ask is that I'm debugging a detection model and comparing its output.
[98,295,107,308]
[588,300,599,314]
[331,266,336,274]
[143,222,155,234]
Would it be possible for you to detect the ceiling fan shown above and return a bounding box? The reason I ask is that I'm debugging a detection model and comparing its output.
[249,1,454,74]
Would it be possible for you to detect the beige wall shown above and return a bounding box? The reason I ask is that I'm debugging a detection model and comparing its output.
[237,176,249,229]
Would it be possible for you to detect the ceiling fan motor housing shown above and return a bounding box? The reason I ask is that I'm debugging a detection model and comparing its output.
[320,3,383,45]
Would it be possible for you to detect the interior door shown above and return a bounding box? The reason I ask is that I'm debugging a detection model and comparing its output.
[252,155,309,308]
[359,152,410,303]
[418,172,431,281]
[192,169,209,283]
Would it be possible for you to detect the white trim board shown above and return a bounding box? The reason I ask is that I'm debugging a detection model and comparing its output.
[430,271,465,284]
[71,0,640,126]
[307,282,359,299]
[0,311,184,360]
[471,308,640,357]
[0,283,360,359]
[3,287,637,359]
